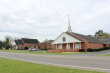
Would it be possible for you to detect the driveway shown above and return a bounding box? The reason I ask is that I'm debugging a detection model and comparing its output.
[0,51,110,73]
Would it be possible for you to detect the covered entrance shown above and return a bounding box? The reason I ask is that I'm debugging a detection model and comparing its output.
[55,42,81,50]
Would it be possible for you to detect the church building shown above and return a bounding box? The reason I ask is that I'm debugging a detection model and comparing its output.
[48,17,108,53]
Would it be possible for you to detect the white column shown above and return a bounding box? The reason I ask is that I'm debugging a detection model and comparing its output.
[66,43,70,49]
[59,44,61,49]
[61,44,62,49]
[73,43,74,49]
[66,43,68,49]
[80,42,81,49]
[68,43,70,49]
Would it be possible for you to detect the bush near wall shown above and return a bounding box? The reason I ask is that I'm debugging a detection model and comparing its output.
[79,49,85,52]
[87,47,110,52]
[87,48,94,52]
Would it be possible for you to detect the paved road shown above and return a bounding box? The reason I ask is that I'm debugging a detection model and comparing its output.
[69,49,110,56]
[0,52,110,73]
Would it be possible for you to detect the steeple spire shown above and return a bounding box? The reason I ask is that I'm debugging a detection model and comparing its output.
[67,15,72,32]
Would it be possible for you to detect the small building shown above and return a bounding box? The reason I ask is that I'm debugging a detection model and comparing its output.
[38,40,54,50]
[15,38,39,50]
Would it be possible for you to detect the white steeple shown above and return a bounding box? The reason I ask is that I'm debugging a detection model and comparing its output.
[67,15,72,32]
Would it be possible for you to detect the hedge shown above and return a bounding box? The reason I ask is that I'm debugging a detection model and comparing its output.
[87,47,110,52]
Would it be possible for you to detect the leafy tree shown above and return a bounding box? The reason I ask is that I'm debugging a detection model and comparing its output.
[95,30,103,39]
[0,41,3,49]
[44,38,48,42]
[101,33,110,38]
[95,30,110,39]
[3,36,13,50]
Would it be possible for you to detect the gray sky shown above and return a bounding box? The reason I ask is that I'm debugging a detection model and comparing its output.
[0,0,110,42]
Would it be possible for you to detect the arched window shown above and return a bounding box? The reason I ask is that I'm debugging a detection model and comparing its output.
[63,37,66,42]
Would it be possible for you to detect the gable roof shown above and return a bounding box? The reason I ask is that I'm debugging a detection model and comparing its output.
[66,32,102,43]
[21,38,39,44]
[15,38,39,45]
[52,32,82,44]
[15,39,23,45]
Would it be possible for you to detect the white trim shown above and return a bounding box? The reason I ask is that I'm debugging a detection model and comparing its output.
[66,43,70,49]
[80,42,81,49]
[59,44,62,49]
[52,33,81,44]
[52,32,65,44]
[61,44,63,49]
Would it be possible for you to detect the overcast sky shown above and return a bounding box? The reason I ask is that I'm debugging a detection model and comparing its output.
[0,0,110,42]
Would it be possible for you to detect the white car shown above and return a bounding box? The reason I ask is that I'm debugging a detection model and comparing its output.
[29,48,37,51]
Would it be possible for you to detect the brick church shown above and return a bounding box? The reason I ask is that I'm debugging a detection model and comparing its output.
[49,17,110,52]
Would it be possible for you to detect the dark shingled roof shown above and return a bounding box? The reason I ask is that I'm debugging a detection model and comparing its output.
[15,39,23,45]
[21,38,39,44]
[41,40,54,44]
[15,38,39,45]
[66,32,102,43]
[100,38,110,44]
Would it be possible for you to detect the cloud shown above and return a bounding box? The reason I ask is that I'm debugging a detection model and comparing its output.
[0,0,110,42]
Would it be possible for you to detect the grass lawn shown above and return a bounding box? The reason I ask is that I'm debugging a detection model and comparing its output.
[0,57,105,73]
[98,53,110,56]
[0,50,87,55]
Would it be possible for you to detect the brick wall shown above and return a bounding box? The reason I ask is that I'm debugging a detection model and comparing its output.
[106,44,110,47]
[81,42,89,51]
[38,43,52,49]
[88,43,103,49]
[17,43,38,50]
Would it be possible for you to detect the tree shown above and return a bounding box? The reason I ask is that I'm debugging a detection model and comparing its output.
[0,41,3,49]
[101,33,110,38]
[95,30,103,39]
[3,36,13,49]
[95,30,110,39]
[44,39,48,42]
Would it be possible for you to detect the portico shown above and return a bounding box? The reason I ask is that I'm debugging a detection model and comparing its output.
[55,42,81,50]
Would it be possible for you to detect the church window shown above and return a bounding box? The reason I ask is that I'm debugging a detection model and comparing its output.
[63,37,66,42]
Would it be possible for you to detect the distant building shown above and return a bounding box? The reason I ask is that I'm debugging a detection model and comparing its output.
[15,38,39,50]
[38,40,54,50]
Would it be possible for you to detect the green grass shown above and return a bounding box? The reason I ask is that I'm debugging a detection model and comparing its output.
[98,53,110,56]
[0,50,87,55]
[0,57,105,73]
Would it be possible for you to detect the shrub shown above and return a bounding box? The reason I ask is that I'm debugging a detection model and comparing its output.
[79,49,85,52]
[87,47,110,52]
[104,47,109,50]
[87,48,94,52]
[94,49,101,51]
[100,48,105,50]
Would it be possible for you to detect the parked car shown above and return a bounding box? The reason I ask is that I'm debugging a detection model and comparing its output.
[29,48,37,52]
